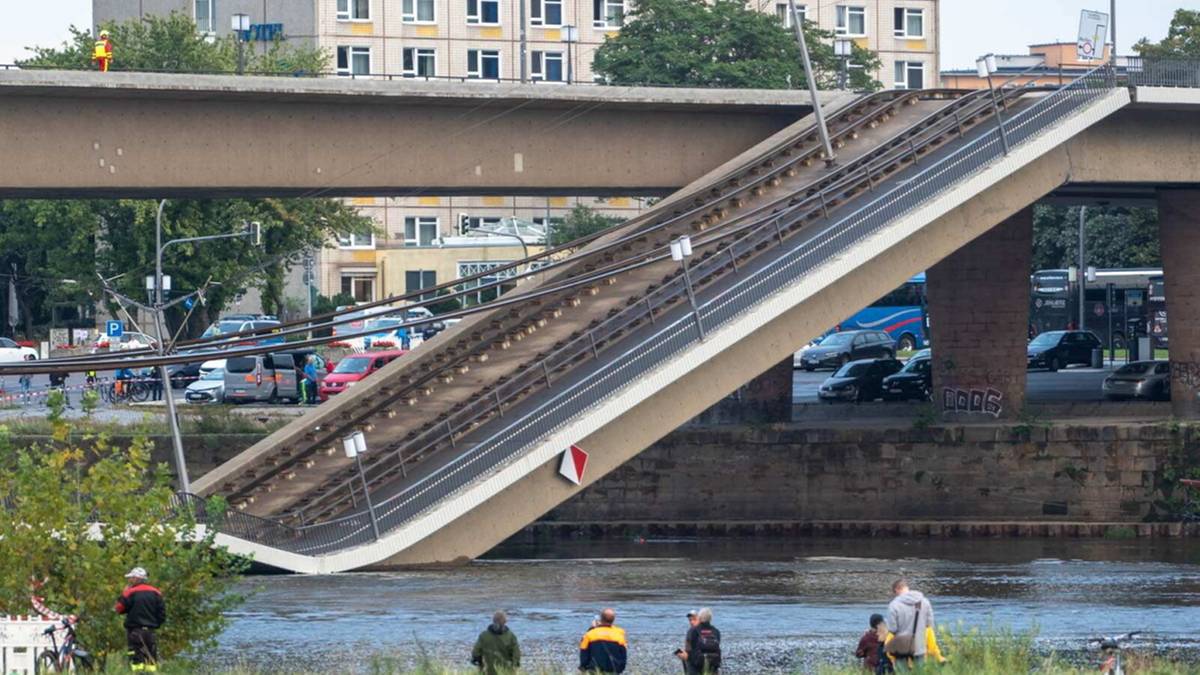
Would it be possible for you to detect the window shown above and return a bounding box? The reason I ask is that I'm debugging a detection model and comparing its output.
[467,50,501,79]
[337,0,371,20]
[403,0,436,23]
[336,46,371,76]
[467,0,500,24]
[405,270,438,300]
[894,60,924,89]
[531,0,562,26]
[341,274,376,302]
[592,0,624,28]
[402,47,437,77]
[531,51,564,82]
[835,5,866,36]
[893,7,924,38]
[194,0,214,33]
[774,3,804,27]
[404,216,439,246]
[337,231,375,248]
[459,215,502,234]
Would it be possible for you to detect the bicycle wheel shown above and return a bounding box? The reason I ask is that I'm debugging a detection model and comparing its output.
[129,382,151,403]
[35,650,59,673]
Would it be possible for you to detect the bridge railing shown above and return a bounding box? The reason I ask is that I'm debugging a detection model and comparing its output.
[1123,57,1200,88]
[198,64,1121,557]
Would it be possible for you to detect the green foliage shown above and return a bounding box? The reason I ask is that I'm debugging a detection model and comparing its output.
[1031,205,1159,272]
[0,413,247,668]
[1134,9,1200,58]
[593,0,880,90]
[548,205,625,247]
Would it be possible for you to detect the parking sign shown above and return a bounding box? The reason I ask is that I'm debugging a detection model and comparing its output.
[106,320,124,338]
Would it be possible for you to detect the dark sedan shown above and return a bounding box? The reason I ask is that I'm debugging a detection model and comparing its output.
[1027,330,1101,371]
[818,358,903,403]
[883,355,932,401]
[797,330,895,371]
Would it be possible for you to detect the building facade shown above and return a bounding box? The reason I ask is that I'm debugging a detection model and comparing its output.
[94,0,937,307]
[941,42,1113,90]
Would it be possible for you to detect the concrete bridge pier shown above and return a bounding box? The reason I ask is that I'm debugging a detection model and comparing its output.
[925,207,1034,419]
[1159,189,1200,418]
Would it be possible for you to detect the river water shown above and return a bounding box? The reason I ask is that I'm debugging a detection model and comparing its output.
[214,538,1200,673]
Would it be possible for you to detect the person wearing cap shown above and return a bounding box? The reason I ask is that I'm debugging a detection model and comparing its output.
[114,567,166,672]
[680,607,721,674]
[93,30,114,72]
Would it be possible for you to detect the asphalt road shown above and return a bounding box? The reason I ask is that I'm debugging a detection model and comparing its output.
[793,363,1119,404]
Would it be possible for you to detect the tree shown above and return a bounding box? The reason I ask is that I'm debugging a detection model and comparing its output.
[549,205,625,247]
[593,0,880,90]
[0,400,247,668]
[1134,9,1200,58]
[1030,205,1159,272]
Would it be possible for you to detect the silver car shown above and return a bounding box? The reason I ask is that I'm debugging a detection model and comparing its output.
[185,368,225,404]
[1102,360,1170,401]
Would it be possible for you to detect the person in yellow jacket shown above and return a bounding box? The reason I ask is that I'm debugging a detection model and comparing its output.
[885,627,946,670]
[93,30,113,72]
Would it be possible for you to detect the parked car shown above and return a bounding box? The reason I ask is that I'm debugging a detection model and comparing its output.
[199,359,226,376]
[1102,360,1170,401]
[797,330,895,371]
[0,337,38,362]
[91,332,158,353]
[335,306,441,348]
[1027,330,1101,371]
[223,350,328,404]
[200,317,284,346]
[883,355,933,401]
[185,368,226,404]
[818,358,903,403]
[318,349,408,402]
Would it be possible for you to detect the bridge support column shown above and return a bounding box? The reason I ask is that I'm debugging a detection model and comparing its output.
[926,207,1033,419]
[1159,189,1200,418]
[740,356,795,422]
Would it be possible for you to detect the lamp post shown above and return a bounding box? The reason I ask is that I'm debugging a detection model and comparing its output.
[343,430,381,540]
[1078,205,1088,331]
[975,54,1011,154]
[671,236,704,340]
[833,38,852,90]
[232,13,250,75]
[787,0,835,165]
[562,25,578,84]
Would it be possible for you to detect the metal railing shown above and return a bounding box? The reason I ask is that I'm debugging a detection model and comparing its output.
[191,65,1121,556]
[1124,57,1200,88]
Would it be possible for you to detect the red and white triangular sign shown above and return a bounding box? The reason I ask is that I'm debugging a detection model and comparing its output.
[558,444,589,485]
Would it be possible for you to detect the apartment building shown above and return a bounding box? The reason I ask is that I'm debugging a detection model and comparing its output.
[94,0,936,306]
[941,42,1113,90]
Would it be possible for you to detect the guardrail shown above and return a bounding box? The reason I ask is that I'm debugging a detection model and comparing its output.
[1124,57,1200,88]
[192,64,1120,556]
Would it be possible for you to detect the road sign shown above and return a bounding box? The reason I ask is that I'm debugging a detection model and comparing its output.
[105,320,124,338]
[558,444,589,485]
[1077,10,1109,61]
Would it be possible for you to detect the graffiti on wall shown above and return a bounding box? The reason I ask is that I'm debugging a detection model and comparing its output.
[942,387,1004,417]
[1171,361,1200,389]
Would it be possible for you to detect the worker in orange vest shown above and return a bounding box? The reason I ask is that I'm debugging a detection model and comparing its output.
[92,30,113,72]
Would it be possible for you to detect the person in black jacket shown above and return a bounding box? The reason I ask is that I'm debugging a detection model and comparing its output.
[682,608,721,674]
[114,567,166,672]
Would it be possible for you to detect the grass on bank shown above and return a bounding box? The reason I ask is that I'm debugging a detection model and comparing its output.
[0,407,287,437]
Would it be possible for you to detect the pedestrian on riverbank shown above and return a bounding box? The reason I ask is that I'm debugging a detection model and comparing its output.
[471,610,520,675]
[679,607,721,674]
[302,355,319,404]
[856,613,890,672]
[885,578,934,672]
[115,567,166,672]
[579,607,627,673]
[18,373,31,404]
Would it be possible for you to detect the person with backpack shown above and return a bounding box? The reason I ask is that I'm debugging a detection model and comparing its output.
[680,607,721,674]
[885,578,935,672]
[470,610,520,675]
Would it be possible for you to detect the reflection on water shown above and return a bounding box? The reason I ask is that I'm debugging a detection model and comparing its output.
[215,538,1200,673]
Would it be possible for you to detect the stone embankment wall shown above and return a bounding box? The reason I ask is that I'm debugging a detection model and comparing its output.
[541,422,1198,525]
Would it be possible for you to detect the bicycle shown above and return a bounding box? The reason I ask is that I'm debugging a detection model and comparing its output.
[36,616,95,673]
[102,378,151,404]
[1092,631,1139,675]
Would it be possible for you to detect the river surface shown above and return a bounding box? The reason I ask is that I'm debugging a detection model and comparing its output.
[213,538,1200,673]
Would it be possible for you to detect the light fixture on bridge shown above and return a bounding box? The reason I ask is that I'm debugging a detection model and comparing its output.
[342,430,380,540]
[671,236,705,340]
[975,53,1011,155]
[342,430,368,458]
[833,38,852,90]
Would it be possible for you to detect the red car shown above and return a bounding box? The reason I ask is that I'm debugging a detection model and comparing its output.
[318,350,408,402]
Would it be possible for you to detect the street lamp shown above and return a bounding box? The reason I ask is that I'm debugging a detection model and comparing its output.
[786,0,835,165]
[343,430,381,540]
[975,54,1011,154]
[670,235,705,340]
[561,25,579,84]
[833,38,852,90]
[232,13,250,75]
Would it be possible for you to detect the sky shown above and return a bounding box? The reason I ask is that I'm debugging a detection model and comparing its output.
[0,0,1184,68]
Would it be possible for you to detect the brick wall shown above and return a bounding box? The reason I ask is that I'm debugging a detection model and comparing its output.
[544,422,1195,523]
[925,207,1033,419]
[1159,189,1200,417]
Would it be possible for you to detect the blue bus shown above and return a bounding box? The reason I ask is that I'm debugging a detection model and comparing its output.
[828,273,928,352]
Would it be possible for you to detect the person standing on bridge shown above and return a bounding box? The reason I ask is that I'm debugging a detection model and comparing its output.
[471,610,520,675]
[115,567,166,672]
[93,30,114,72]
[579,607,627,673]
